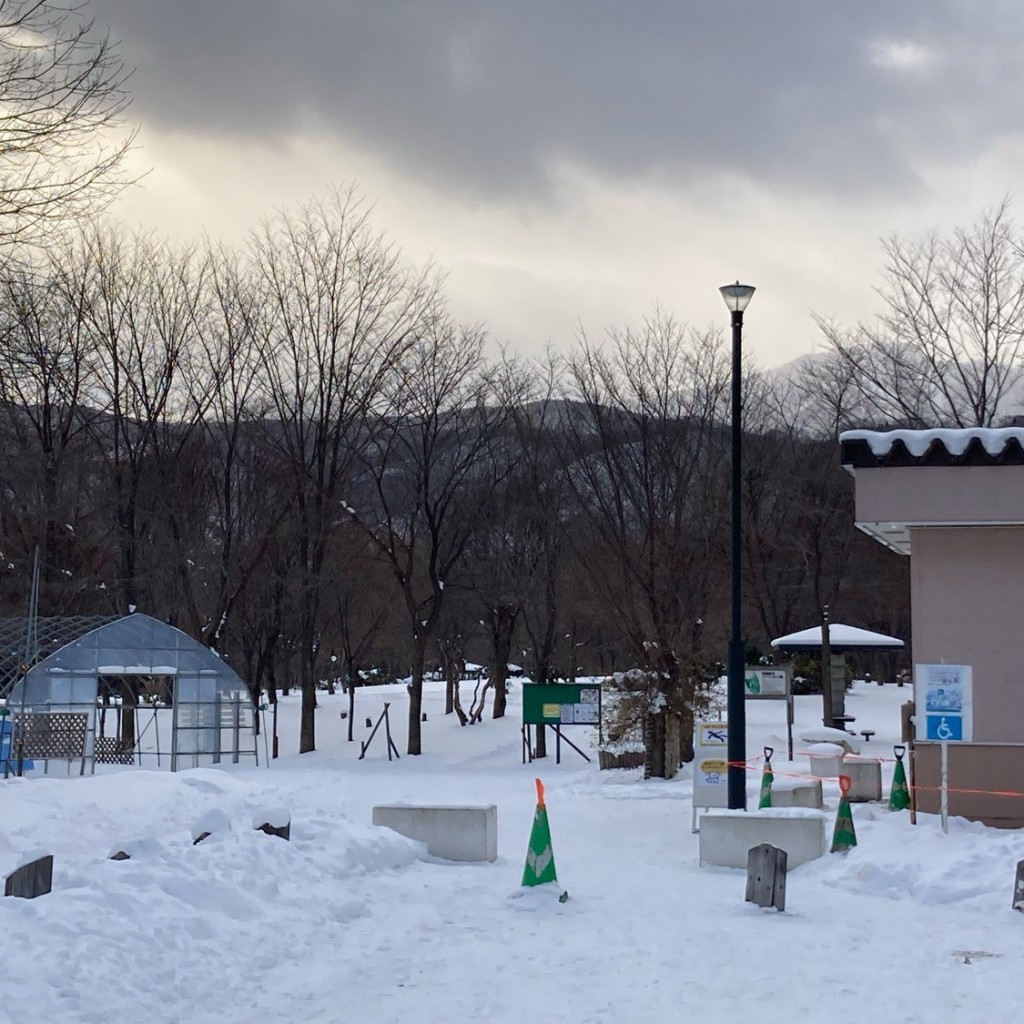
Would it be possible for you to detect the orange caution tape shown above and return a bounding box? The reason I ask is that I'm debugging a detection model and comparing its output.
[718,757,1024,800]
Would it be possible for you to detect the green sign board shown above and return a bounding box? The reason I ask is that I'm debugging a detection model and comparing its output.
[522,683,601,726]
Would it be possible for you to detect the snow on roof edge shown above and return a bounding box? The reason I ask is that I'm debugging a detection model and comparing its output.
[840,427,1024,459]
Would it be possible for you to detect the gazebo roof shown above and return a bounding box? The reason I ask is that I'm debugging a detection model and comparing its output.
[770,623,905,651]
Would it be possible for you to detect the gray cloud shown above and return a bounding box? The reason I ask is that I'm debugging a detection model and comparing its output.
[90,1,1024,205]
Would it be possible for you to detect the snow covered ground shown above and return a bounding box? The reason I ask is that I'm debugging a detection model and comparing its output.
[2,680,1022,1024]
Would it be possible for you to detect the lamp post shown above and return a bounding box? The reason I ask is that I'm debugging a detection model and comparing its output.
[720,281,755,810]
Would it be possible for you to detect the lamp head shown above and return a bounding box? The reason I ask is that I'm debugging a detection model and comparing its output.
[719,281,756,313]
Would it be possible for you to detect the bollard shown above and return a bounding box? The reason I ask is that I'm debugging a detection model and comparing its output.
[745,843,787,911]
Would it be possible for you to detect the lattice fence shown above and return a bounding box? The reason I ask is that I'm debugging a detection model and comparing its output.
[94,737,136,765]
[12,712,89,759]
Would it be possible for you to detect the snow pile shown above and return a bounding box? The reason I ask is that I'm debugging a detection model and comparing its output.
[0,768,423,1024]
[805,741,847,756]
[1,681,1024,1023]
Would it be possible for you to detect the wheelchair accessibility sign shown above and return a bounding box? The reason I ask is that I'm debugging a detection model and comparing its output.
[915,664,972,743]
[926,715,962,741]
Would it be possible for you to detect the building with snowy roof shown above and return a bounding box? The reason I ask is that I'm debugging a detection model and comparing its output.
[840,427,1024,826]
[0,613,257,776]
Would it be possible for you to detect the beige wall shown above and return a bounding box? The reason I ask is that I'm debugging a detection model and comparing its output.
[911,525,1024,743]
[914,743,1024,828]
[856,465,1024,525]
[852,463,1024,823]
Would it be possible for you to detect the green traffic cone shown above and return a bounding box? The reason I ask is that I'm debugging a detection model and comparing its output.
[758,746,774,809]
[522,778,558,887]
[831,775,857,853]
[889,749,911,811]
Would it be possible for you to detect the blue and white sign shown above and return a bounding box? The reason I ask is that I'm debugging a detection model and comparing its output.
[915,664,972,743]
[692,720,729,818]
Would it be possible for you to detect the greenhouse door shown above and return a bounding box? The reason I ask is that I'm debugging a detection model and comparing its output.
[171,672,219,771]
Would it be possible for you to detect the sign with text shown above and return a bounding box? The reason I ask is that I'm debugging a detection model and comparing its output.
[744,667,789,699]
[522,683,601,726]
[915,664,973,743]
[693,720,729,809]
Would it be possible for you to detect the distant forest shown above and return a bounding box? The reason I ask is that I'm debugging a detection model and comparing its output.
[4,192,1023,757]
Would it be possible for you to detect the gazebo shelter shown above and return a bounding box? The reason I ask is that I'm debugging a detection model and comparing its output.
[771,623,905,727]
[840,426,1024,826]
[0,613,257,776]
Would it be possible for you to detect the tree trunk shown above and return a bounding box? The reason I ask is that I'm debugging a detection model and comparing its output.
[407,638,427,754]
[299,678,316,753]
[492,669,508,719]
[486,604,517,719]
[452,681,468,726]
[347,675,356,742]
[535,724,547,759]
[644,711,666,779]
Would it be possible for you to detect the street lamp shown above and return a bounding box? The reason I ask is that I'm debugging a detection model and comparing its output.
[720,281,755,810]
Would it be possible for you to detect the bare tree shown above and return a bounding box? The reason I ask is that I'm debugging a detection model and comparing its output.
[809,201,1024,428]
[251,188,438,754]
[565,311,730,775]
[0,258,97,601]
[0,1,136,252]
[358,320,517,754]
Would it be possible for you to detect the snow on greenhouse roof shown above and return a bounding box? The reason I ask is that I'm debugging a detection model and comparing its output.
[0,615,118,699]
[2,613,249,706]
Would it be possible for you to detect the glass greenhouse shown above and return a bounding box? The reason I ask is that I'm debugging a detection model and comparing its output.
[0,613,257,775]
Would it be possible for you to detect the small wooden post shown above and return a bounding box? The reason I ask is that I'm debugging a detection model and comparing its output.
[5,854,53,899]
[900,700,915,744]
[1013,859,1024,911]
[255,820,291,841]
[745,844,787,911]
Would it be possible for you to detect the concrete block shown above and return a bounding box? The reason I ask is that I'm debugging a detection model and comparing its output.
[807,742,845,778]
[699,809,827,869]
[372,804,497,863]
[771,778,823,810]
[842,756,883,802]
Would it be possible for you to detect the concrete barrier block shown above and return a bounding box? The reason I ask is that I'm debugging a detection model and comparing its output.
[699,809,827,869]
[771,778,823,810]
[372,804,497,863]
[807,742,845,778]
[842,756,883,802]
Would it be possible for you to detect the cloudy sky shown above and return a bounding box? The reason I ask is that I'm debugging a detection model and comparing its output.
[90,1,1023,367]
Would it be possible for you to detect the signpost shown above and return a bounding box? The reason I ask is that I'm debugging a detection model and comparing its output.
[914,664,973,833]
[743,668,787,697]
[522,683,601,764]
[744,666,794,760]
[692,720,729,832]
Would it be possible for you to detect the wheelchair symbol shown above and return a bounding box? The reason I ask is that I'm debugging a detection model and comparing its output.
[926,714,962,741]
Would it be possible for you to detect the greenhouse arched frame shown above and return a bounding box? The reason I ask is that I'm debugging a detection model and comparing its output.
[0,613,258,776]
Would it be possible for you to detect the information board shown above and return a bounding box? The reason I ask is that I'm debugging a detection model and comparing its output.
[692,719,729,817]
[744,667,789,698]
[914,664,973,743]
[522,683,601,726]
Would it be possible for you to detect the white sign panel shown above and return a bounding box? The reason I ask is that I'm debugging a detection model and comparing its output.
[692,720,729,809]
[744,668,788,698]
[915,664,973,742]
